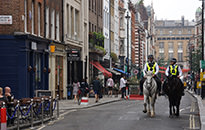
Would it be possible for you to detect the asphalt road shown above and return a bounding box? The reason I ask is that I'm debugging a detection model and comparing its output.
[38,92,200,130]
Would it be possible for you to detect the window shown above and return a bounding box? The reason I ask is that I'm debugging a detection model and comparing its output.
[178,42,183,51]
[168,42,173,51]
[178,53,183,62]
[169,30,172,35]
[38,3,41,36]
[51,10,55,39]
[120,17,123,28]
[159,53,164,59]
[24,0,27,32]
[45,7,49,38]
[71,7,74,39]
[178,30,182,35]
[159,42,164,48]
[32,0,34,34]
[35,53,42,89]
[75,10,79,40]
[169,53,173,59]
[56,12,60,41]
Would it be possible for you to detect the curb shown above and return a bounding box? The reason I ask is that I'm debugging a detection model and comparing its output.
[58,98,121,116]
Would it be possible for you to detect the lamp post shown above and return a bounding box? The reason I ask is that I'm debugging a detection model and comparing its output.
[201,0,205,99]
[125,12,130,75]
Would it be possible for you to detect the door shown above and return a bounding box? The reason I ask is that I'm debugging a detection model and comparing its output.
[55,56,64,99]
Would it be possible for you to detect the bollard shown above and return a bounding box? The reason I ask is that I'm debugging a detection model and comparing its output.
[1,102,7,130]
[41,98,44,125]
[17,100,20,130]
[81,97,88,105]
[30,99,34,129]
[49,96,52,120]
[57,94,59,118]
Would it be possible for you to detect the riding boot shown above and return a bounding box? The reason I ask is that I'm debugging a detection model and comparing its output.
[139,79,144,95]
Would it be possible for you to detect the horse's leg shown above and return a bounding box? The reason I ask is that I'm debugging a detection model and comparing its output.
[150,94,156,117]
[175,100,180,117]
[147,97,151,116]
[143,95,147,113]
[169,98,173,118]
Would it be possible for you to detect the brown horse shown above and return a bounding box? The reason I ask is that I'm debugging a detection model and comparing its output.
[163,76,183,117]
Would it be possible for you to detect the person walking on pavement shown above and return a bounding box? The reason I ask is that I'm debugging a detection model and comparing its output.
[106,76,114,97]
[120,74,127,99]
[92,76,102,103]
[164,58,184,96]
[139,55,162,96]
[73,79,80,102]
[80,78,90,97]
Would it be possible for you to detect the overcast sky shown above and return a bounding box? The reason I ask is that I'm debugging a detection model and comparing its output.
[142,0,202,21]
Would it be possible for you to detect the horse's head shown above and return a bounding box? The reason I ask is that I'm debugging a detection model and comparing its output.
[145,71,153,87]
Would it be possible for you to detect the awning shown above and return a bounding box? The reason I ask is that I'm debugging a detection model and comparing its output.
[90,61,112,77]
[113,68,127,74]
[106,68,121,75]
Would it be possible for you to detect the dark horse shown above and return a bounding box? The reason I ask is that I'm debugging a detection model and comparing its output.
[163,76,183,117]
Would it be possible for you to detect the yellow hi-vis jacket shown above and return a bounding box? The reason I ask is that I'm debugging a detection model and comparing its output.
[146,62,156,74]
[169,65,178,76]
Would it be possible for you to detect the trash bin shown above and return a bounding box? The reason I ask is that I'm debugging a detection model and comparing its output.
[67,84,73,99]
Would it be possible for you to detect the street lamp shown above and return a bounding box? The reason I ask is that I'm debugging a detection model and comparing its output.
[125,12,130,75]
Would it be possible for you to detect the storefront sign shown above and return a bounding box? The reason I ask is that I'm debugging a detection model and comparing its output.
[0,15,12,24]
[31,42,37,50]
[67,49,81,61]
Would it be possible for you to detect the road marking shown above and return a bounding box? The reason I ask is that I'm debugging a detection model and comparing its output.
[189,102,196,129]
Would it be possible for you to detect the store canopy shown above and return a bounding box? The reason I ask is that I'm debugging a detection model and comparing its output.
[90,61,112,77]
[113,68,127,74]
[106,68,121,75]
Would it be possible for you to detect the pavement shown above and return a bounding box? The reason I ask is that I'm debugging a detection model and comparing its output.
[188,90,205,130]
[57,95,122,116]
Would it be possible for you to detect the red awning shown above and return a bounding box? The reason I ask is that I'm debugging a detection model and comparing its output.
[159,66,166,70]
[90,61,112,77]
[159,70,165,74]
[182,69,190,73]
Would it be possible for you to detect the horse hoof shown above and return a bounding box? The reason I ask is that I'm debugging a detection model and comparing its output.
[143,110,147,113]
[169,115,174,118]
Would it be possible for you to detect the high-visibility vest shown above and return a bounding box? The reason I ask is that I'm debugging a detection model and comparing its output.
[146,62,156,74]
[169,65,178,76]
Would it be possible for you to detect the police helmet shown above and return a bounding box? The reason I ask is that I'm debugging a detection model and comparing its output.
[148,55,154,59]
[171,58,177,64]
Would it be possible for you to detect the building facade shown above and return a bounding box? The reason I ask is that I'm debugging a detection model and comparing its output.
[0,0,53,98]
[64,0,89,87]
[155,17,195,69]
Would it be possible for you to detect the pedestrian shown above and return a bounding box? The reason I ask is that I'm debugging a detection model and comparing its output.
[0,87,6,101]
[106,75,114,97]
[120,74,127,99]
[73,79,80,102]
[92,76,102,103]
[4,86,14,125]
[80,78,90,97]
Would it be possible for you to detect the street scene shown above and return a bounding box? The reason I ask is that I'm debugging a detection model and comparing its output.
[0,0,205,130]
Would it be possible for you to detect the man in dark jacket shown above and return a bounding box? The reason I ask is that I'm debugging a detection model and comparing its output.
[80,78,90,97]
[92,77,102,102]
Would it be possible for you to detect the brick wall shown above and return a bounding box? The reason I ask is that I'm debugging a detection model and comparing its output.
[0,0,24,34]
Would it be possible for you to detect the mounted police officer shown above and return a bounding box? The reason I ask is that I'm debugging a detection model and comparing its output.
[164,58,184,96]
[140,55,162,96]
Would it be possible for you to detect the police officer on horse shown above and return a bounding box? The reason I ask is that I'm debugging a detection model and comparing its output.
[164,58,184,96]
[140,55,162,96]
